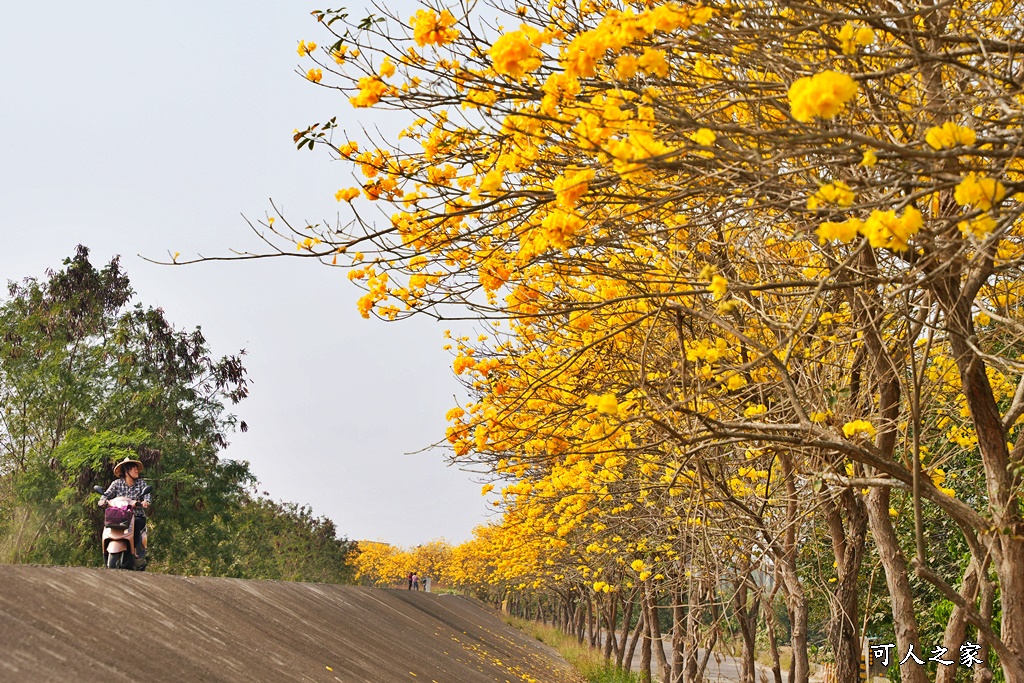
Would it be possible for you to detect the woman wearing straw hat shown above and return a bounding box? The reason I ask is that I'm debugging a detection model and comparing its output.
[99,457,152,567]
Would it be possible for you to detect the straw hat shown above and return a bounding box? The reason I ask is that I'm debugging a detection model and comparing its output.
[113,457,144,478]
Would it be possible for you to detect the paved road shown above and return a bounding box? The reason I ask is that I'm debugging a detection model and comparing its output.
[605,633,776,683]
[0,565,581,683]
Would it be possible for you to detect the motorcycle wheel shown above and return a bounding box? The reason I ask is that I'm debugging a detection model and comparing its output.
[107,551,125,569]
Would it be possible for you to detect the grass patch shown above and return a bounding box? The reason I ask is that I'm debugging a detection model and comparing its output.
[756,645,792,673]
[506,616,642,683]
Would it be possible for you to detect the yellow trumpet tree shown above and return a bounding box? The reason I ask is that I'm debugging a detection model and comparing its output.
[222,0,1024,680]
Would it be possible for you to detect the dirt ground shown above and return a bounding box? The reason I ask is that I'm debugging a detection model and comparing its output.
[0,565,582,683]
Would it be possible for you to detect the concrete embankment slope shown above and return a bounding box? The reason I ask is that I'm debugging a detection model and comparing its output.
[0,565,581,683]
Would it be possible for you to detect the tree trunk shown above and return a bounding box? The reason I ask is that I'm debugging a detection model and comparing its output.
[936,559,981,683]
[618,592,637,669]
[932,268,1024,681]
[733,573,760,683]
[696,614,718,683]
[996,540,1024,682]
[975,573,995,683]
[641,607,653,683]
[587,593,595,647]
[865,487,928,683]
[604,596,618,661]
[645,580,671,682]
[564,593,574,634]
[824,489,867,683]
[849,249,926,683]
[575,590,586,643]
[763,586,784,683]
[684,578,701,683]
[777,451,809,683]
[625,603,645,673]
[672,582,685,683]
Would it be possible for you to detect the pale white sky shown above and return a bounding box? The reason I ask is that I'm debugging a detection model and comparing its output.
[0,1,494,547]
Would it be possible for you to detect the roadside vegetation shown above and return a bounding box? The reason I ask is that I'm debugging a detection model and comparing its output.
[0,247,354,582]
[507,616,640,683]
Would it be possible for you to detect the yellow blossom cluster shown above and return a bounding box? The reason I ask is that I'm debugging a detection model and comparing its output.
[787,71,858,122]
[955,173,1005,211]
[837,22,874,55]
[925,122,977,150]
[411,8,459,47]
[489,25,546,78]
[816,207,923,251]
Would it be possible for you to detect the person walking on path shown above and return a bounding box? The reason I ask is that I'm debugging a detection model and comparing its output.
[412,573,419,590]
[408,572,413,590]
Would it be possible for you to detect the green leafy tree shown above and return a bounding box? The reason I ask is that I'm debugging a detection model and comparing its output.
[0,246,353,583]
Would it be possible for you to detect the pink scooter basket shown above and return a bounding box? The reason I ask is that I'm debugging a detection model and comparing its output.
[103,505,133,529]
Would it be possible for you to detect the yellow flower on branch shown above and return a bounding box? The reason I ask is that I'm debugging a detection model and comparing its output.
[553,167,595,209]
[410,9,460,47]
[726,373,747,390]
[788,70,858,122]
[930,468,956,497]
[595,393,619,415]
[807,181,855,210]
[307,68,323,83]
[958,213,997,238]
[540,209,585,250]
[691,128,716,146]
[744,403,768,417]
[637,48,669,77]
[925,122,977,150]
[616,54,638,79]
[842,419,876,439]
[955,173,1005,211]
[837,22,874,55]
[489,27,542,78]
[479,169,504,192]
[708,275,728,299]
[815,218,862,245]
[350,76,388,107]
[453,355,476,375]
[569,311,594,330]
[859,206,923,252]
[487,25,544,78]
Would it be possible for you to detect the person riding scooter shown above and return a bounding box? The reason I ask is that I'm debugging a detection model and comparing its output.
[99,457,152,566]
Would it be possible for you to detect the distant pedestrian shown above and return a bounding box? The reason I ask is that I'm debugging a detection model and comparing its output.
[408,572,413,590]
[424,576,431,593]
[412,572,420,590]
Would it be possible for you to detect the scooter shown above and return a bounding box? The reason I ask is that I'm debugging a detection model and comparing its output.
[93,485,152,570]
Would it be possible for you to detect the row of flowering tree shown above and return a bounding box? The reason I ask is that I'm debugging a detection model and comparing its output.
[219,0,1024,679]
